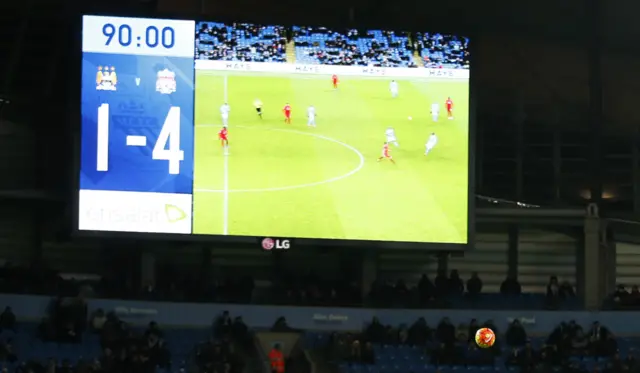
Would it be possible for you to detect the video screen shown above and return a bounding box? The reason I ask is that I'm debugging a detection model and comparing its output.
[79,15,471,246]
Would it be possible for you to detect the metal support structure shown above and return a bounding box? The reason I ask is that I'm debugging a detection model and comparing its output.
[633,126,640,214]
[575,231,585,301]
[587,0,603,203]
[437,252,448,275]
[553,128,562,201]
[514,98,524,200]
[507,224,519,279]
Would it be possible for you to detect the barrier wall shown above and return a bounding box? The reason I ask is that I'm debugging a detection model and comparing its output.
[2,294,638,334]
[194,60,470,79]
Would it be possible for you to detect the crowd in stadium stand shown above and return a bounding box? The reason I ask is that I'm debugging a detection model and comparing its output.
[0,261,635,373]
[292,27,417,67]
[196,22,287,63]
[195,22,471,69]
[321,317,626,373]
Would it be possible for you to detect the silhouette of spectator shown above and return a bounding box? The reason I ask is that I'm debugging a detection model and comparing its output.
[501,275,522,295]
[0,307,15,331]
[418,274,435,304]
[466,272,483,296]
[436,318,455,345]
[361,342,375,364]
[408,317,431,346]
[448,270,464,295]
[365,318,387,344]
[434,270,448,297]
[506,319,528,346]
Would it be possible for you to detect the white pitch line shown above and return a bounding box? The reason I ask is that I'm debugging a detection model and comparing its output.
[195,125,365,193]
[222,75,229,235]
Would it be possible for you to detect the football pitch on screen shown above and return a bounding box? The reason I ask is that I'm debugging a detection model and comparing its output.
[192,69,469,244]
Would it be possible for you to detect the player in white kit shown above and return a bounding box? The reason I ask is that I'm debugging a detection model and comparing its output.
[431,103,440,122]
[425,132,438,156]
[307,105,316,127]
[220,103,231,126]
[385,127,399,147]
[389,80,399,98]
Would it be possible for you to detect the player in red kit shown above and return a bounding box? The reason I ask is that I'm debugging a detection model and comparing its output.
[283,103,292,124]
[446,97,454,119]
[218,125,229,148]
[332,74,339,89]
[377,142,395,164]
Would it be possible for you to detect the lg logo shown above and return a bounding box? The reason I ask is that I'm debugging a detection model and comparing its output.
[261,237,291,250]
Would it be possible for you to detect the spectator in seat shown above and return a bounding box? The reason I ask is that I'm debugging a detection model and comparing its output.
[349,340,362,362]
[146,321,163,337]
[501,275,522,295]
[328,334,350,362]
[232,316,250,349]
[408,317,431,346]
[365,317,386,344]
[0,339,16,363]
[547,276,561,299]
[37,317,55,342]
[435,270,448,297]
[448,270,464,295]
[361,342,375,364]
[455,323,468,343]
[100,348,115,372]
[467,272,483,296]
[468,319,480,342]
[520,342,537,367]
[215,311,232,337]
[560,281,575,297]
[571,328,589,354]
[588,321,610,355]
[398,325,409,345]
[436,317,455,345]
[146,331,170,369]
[269,344,285,373]
[272,317,294,332]
[613,284,629,307]
[506,319,528,346]
[418,274,435,304]
[603,335,618,356]
[623,354,636,371]
[608,353,624,373]
[90,309,107,333]
[506,347,521,366]
[0,307,15,331]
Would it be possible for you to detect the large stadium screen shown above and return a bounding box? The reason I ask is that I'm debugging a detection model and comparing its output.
[79,15,472,247]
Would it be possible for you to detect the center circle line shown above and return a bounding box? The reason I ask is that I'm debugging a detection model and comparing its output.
[194,124,365,193]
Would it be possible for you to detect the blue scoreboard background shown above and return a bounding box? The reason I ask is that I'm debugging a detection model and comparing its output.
[79,16,196,234]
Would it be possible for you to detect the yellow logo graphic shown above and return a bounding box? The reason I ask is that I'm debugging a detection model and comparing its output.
[164,204,187,223]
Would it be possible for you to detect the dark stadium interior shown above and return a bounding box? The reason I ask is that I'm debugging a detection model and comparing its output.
[1,0,640,373]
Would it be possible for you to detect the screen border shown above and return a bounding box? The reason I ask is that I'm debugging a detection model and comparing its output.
[73,13,476,251]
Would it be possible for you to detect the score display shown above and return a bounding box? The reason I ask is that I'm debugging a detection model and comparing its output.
[79,15,472,248]
[79,16,195,234]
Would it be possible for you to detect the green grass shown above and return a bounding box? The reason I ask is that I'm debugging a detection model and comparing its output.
[192,70,469,244]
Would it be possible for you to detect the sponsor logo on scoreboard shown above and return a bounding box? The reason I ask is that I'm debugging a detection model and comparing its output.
[96,66,117,91]
[156,68,177,95]
[78,190,192,234]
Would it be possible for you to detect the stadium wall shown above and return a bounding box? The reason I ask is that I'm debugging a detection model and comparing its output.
[4,293,640,334]
[195,60,470,79]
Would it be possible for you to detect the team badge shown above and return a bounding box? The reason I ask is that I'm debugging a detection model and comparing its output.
[96,66,117,91]
[156,68,177,95]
